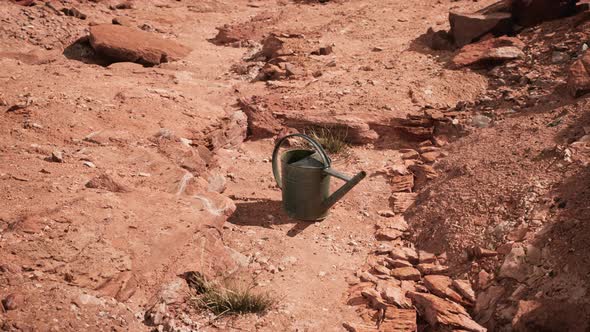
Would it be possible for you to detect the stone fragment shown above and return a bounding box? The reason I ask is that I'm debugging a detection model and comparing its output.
[499,246,532,282]
[449,11,512,47]
[390,193,418,213]
[417,263,448,275]
[2,293,23,311]
[49,150,64,163]
[452,36,525,68]
[419,250,437,264]
[426,28,455,51]
[376,229,403,241]
[385,258,413,268]
[390,267,421,281]
[567,52,590,98]
[423,275,466,305]
[452,279,476,303]
[85,174,128,193]
[380,284,412,308]
[408,292,486,332]
[89,24,191,66]
[474,285,505,324]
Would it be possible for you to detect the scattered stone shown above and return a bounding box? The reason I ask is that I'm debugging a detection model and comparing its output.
[421,151,440,163]
[551,51,570,64]
[408,292,486,332]
[416,263,448,275]
[88,24,192,66]
[474,285,505,324]
[419,250,437,264]
[506,226,528,242]
[379,283,411,308]
[112,16,135,27]
[453,36,525,68]
[452,279,476,303]
[96,271,137,302]
[85,174,128,193]
[378,210,395,218]
[2,294,23,311]
[423,275,466,305]
[402,247,419,263]
[401,149,420,160]
[376,229,403,241]
[471,115,492,128]
[499,246,532,282]
[470,246,499,259]
[390,193,418,213]
[373,265,391,276]
[390,174,414,192]
[385,258,413,268]
[567,51,590,97]
[83,161,96,168]
[478,270,493,290]
[359,271,378,283]
[390,267,421,281]
[48,150,64,163]
[312,46,333,55]
[449,11,512,47]
[61,7,87,19]
[361,288,386,310]
[389,247,408,261]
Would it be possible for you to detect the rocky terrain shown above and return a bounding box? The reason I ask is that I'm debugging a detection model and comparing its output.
[1,0,590,331]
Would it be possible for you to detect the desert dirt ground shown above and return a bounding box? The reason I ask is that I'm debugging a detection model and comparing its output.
[2,0,590,331]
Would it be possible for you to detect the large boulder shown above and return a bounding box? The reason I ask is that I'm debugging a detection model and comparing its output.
[567,52,590,97]
[452,36,525,68]
[512,0,578,27]
[449,11,512,47]
[88,24,192,66]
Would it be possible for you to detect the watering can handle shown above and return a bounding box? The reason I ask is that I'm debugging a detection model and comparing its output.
[272,133,331,189]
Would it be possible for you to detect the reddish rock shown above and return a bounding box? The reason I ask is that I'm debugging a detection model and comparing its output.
[567,52,590,98]
[88,24,192,66]
[449,11,512,47]
[390,174,414,192]
[391,267,421,281]
[419,250,437,264]
[385,258,413,268]
[452,279,476,303]
[417,263,448,275]
[2,293,24,311]
[376,229,403,241]
[512,0,578,27]
[423,275,466,305]
[452,36,525,68]
[471,246,499,259]
[390,193,417,213]
[379,283,412,308]
[474,285,505,324]
[408,292,486,332]
[86,174,128,193]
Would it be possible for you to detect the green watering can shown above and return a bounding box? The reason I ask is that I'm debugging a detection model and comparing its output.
[272,133,366,221]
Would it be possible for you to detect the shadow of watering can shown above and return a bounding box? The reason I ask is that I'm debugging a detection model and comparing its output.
[272,133,366,221]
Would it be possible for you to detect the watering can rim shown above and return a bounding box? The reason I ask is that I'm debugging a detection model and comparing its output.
[272,133,332,189]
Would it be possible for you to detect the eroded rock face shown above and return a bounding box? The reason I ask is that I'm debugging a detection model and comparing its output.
[88,24,192,66]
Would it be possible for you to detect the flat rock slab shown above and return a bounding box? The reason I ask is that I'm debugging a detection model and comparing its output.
[89,24,192,66]
[408,292,486,332]
[449,11,512,47]
[452,36,524,68]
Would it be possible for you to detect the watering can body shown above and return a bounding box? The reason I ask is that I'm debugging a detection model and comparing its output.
[272,134,366,221]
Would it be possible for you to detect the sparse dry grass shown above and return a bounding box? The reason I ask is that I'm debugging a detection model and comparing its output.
[185,272,275,317]
[304,127,349,155]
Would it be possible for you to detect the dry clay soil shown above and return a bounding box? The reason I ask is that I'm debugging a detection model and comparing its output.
[2,0,590,331]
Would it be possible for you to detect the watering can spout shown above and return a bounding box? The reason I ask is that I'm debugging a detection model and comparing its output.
[322,168,367,210]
